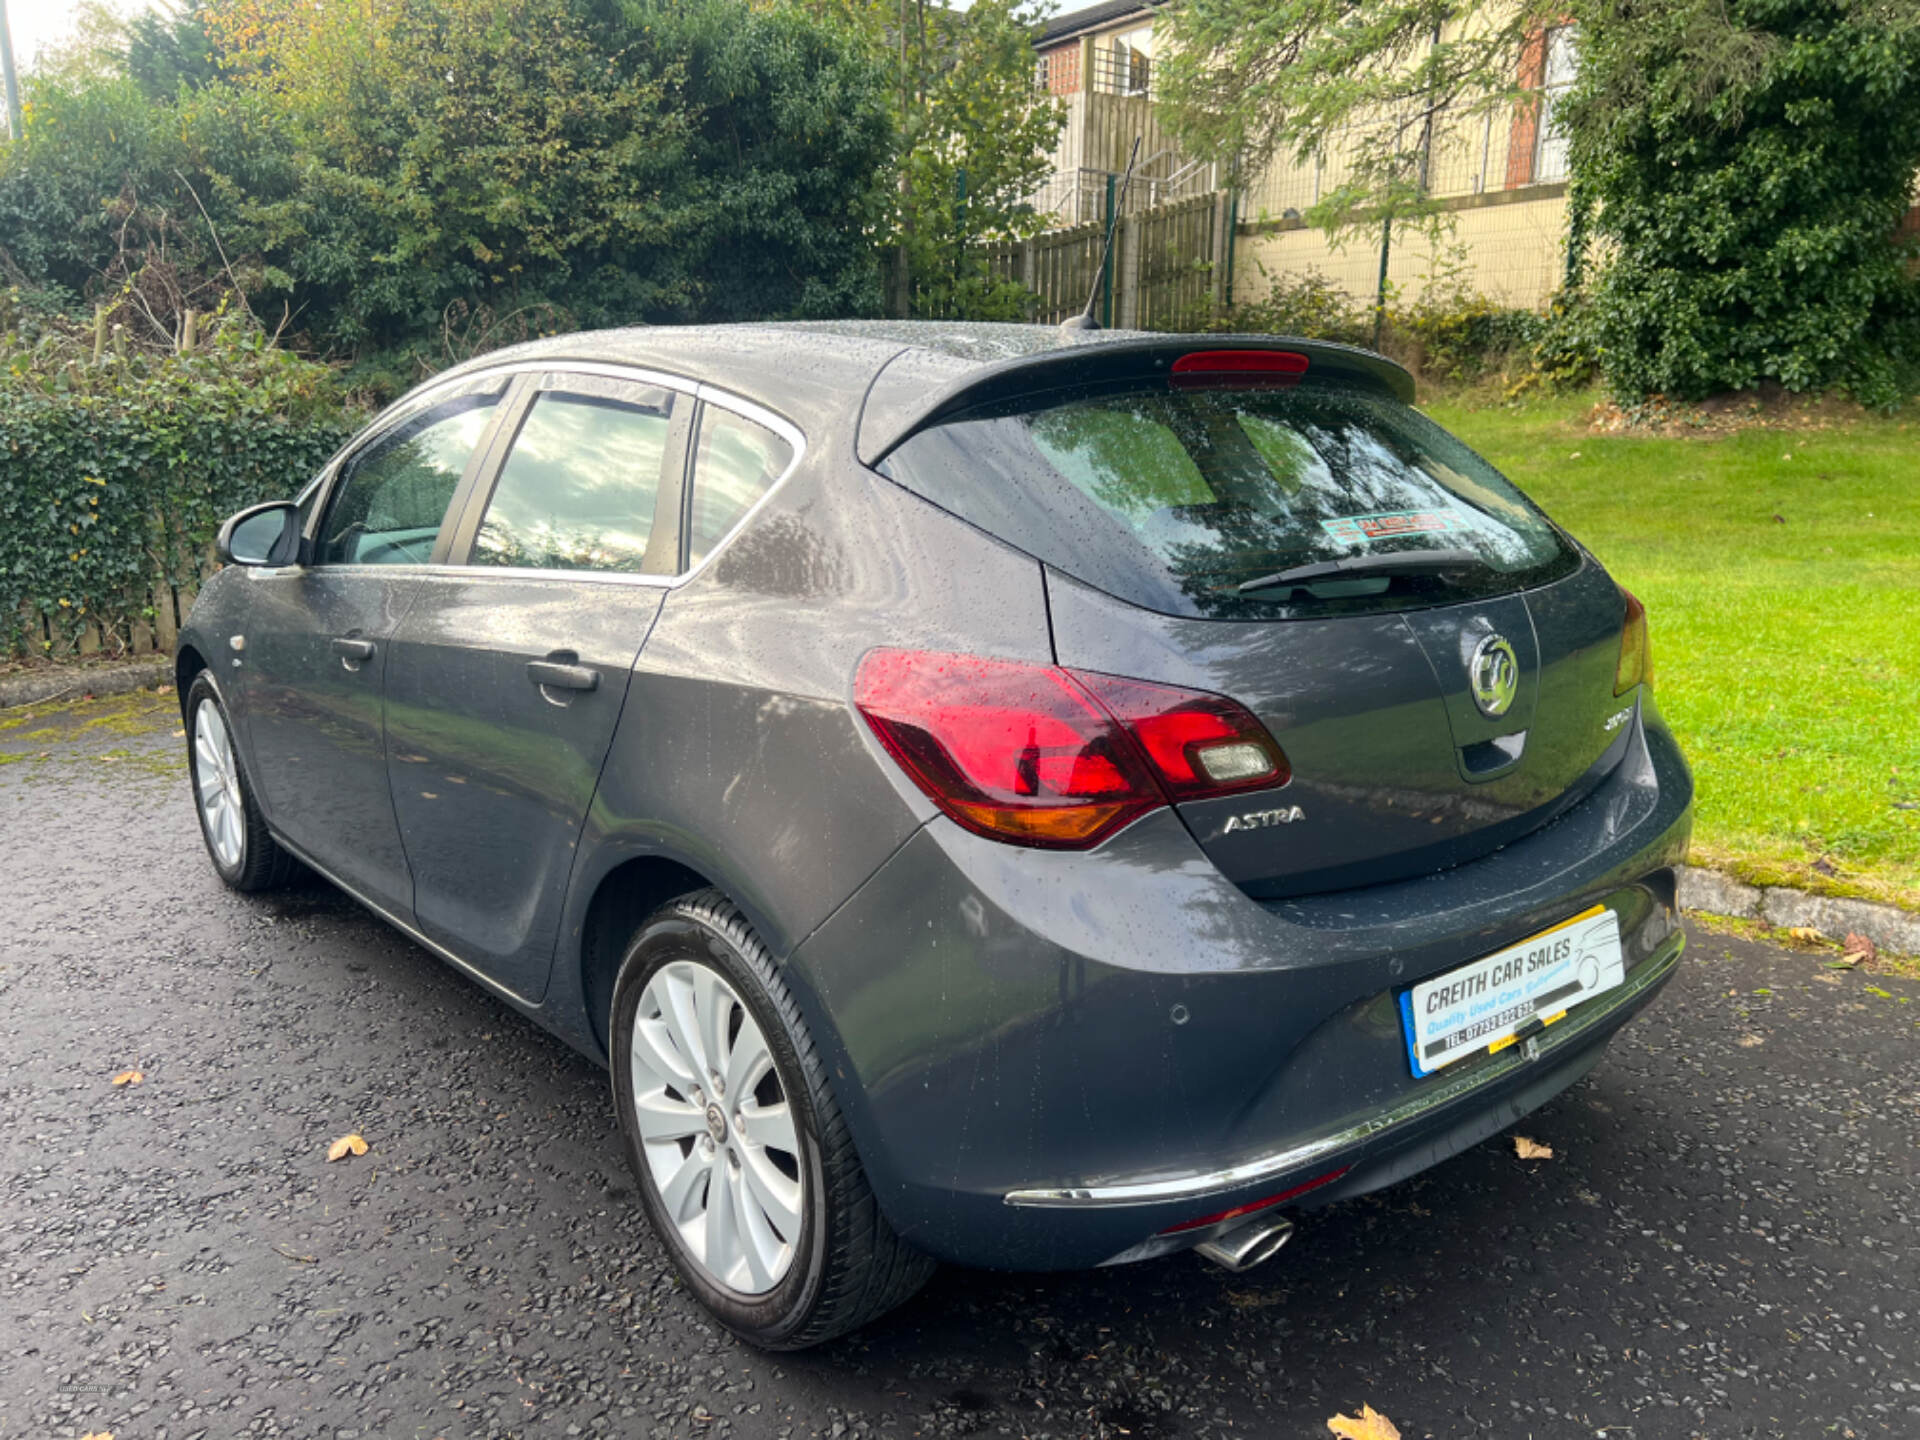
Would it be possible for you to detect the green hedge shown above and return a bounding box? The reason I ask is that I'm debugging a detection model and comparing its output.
[1,315,355,658]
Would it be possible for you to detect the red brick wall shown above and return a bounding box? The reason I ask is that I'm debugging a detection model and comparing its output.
[1505,26,1549,189]
[1040,41,1081,96]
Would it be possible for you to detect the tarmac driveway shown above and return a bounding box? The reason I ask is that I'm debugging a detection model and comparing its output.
[2,688,1916,1439]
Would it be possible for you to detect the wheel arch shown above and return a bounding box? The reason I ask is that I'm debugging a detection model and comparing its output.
[577,853,718,1062]
[175,644,209,721]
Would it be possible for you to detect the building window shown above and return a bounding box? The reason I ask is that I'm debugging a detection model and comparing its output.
[1505,21,1577,188]
[1533,26,1578,183]
[1092,24,1152,96]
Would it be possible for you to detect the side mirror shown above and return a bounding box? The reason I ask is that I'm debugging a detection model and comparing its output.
[217,501,303,568]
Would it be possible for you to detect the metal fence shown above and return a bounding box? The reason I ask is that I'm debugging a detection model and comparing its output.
[1237,101,1571,224]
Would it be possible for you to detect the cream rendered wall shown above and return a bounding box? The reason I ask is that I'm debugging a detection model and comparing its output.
[1235,192,1570,311]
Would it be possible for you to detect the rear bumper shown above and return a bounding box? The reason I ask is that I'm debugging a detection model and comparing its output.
[785,708,1693,1271]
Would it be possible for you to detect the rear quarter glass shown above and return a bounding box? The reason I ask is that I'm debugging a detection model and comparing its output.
[878,380,1579,621]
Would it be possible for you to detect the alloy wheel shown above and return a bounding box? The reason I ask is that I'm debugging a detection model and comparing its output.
[193,698,245,870]
[627,959,804,1294]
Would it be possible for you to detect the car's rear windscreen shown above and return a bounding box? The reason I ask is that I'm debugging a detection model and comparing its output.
[878,380,1580,620]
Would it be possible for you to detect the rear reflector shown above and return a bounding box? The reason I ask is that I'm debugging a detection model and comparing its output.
[1170,349,1310,382]
[1157,1165,1353,1235]
[1614,589,1653,695]
[855,650,1291,849]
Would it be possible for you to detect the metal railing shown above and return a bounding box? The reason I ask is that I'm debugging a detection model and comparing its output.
[1089,46,1150,97]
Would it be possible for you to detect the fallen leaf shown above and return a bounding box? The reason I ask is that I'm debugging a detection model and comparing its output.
[1843,932,1877,963]
[326,1133,369,1162]
[1737,1034,1764,1047]
[1327,1405,1401,1440]
[1513,1135,1554,1161]
[111,1069,143,1087]
[81,1431,114,1440]
[171,727,185,738]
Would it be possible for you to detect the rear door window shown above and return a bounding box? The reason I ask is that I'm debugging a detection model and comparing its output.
[880,382,1578,619]
[686,405,795,568]
[470,376,679,574]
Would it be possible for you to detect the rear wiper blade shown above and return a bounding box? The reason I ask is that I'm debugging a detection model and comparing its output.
[1237,547,1489,595]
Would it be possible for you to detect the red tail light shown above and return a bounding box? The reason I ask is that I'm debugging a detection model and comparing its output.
[1072,670,1289,799]
[1615,589,1653,695]
[854,649,1290,849]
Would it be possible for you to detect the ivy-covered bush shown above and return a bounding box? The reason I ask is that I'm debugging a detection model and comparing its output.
[1,305,356,658]
[1565,0,1920,407]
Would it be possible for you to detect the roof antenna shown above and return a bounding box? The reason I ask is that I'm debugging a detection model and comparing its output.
[1060,137,1141,333]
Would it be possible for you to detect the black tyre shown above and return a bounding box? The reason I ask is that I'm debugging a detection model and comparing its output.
[184,671,297,893]
[610,889,934,1348]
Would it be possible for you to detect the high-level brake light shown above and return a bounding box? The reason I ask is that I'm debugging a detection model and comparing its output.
[854,650,1291,849]
[1170,350,1310,387]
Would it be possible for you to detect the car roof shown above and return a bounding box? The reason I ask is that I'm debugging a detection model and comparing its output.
[433,321,1415,460]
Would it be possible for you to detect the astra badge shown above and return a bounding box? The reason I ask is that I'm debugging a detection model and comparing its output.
[1468,634,1520,719]
[1222,805,1306,834]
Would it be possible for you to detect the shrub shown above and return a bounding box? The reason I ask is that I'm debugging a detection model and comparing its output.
[1195,265,1374,346]
[1393,285,1545,383]
[0,0,895,377]
[0,305,357,658]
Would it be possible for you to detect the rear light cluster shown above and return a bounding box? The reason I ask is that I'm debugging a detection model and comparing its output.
[1614,589,1654,695]
[854,649,1290,849]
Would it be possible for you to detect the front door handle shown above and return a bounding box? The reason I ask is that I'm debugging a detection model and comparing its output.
[527,659,600,693]
[331,636,376,668]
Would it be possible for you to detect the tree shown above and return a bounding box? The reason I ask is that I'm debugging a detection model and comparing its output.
[782,0,1063,318]
[1563,0,1920,406]
[896,0,1065,318]
[0,0,895,381]
[1156,0,1556,237]
[124,1,221,99]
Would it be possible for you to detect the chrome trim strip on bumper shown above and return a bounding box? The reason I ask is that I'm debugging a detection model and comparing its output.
[1004,931,1684,1209]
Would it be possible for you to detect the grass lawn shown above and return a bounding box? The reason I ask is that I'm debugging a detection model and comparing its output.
[1424,392,1920,909]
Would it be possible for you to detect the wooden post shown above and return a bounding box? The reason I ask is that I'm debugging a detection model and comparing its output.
[93,306,109,363]
[180,308,199,353]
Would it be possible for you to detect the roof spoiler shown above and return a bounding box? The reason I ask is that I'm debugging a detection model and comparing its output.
[856,336,1416,467]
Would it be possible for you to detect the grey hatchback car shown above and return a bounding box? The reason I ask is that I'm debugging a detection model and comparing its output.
[178,322,1691,1348]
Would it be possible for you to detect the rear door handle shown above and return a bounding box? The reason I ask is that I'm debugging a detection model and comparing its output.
[527,660,600,693]
[331,636,376,665]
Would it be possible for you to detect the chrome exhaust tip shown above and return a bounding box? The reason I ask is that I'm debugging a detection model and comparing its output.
[1193,1214,1295,1272]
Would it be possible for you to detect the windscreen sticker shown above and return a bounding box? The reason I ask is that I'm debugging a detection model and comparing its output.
[1319,509,1470,545]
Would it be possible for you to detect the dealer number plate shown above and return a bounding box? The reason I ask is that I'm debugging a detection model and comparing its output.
[1399,906,1624,1077]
